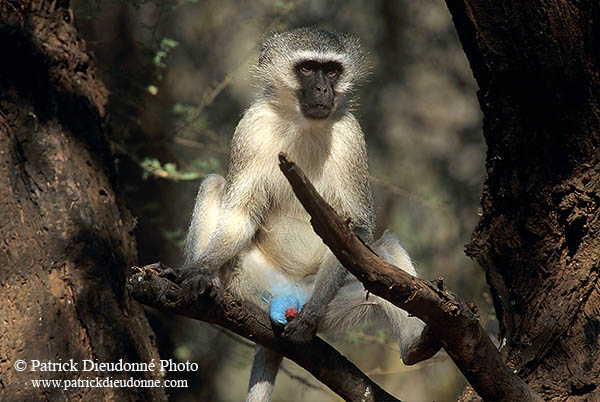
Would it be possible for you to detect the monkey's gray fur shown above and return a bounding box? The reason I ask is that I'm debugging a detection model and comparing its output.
[182,27,433,402]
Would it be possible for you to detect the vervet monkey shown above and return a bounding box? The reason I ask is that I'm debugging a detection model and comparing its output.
[180,27,438,402]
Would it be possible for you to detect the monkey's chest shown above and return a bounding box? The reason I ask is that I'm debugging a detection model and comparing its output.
[255,168,345,277]
[255,212,328,278]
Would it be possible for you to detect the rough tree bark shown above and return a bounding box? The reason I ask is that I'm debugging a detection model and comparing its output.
[445,1,600,400]
[0,1,166,400]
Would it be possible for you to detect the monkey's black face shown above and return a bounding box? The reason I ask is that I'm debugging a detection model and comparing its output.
[295,60,343,120]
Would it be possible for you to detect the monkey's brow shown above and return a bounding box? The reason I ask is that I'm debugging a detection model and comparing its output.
[295,60,343,71]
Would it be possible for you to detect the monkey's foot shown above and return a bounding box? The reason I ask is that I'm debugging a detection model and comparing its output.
[402,325,442,365]
[281,311,318,343]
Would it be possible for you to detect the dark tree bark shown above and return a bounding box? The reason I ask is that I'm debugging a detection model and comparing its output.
[445,1,600,400]
[0,1,166,400]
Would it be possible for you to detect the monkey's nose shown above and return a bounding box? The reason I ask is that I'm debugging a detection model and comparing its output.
[316,86,328,93]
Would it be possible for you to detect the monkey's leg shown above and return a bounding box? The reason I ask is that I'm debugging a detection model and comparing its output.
[319,231,440,365]
[246,345,283,402]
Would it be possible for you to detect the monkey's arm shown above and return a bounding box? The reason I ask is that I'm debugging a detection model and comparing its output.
[180,206,259,301]
[180,173,266,301]
[195,208,258,268]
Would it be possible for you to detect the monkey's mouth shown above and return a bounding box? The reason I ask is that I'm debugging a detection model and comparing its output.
[302,103,332,120]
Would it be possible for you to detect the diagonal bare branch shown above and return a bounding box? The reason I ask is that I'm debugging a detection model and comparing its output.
[277,152,542,402]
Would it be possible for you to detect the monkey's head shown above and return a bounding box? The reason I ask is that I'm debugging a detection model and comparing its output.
[256,27,370,120]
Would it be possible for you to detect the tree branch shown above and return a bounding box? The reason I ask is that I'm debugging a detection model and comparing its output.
[127,263,398,402]
[277,152,543,402]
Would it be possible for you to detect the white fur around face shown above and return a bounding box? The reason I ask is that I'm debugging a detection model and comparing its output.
[255,28,370,113]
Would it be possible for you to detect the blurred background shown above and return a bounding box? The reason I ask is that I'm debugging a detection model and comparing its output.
[73,0,492,400]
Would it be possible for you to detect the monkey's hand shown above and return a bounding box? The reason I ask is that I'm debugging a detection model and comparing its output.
[178,264,223,304]
[281,309,318,343]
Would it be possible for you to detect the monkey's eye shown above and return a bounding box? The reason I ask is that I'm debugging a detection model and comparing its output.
[322,61,343,80]
[300,66,314,76]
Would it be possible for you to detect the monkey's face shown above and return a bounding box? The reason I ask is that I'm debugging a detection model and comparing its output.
[294,60,343,120]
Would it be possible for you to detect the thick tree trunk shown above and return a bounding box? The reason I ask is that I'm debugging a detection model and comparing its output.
[445,1,600,400]
[0,1,166,400]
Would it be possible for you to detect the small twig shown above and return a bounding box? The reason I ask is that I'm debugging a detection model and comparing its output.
[436,276,444,291]
[175,0,304,136]
[173,135,229,154]
[370,175,448,213]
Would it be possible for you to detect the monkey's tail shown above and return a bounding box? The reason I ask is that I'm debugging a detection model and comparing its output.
[246,345,283,402]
